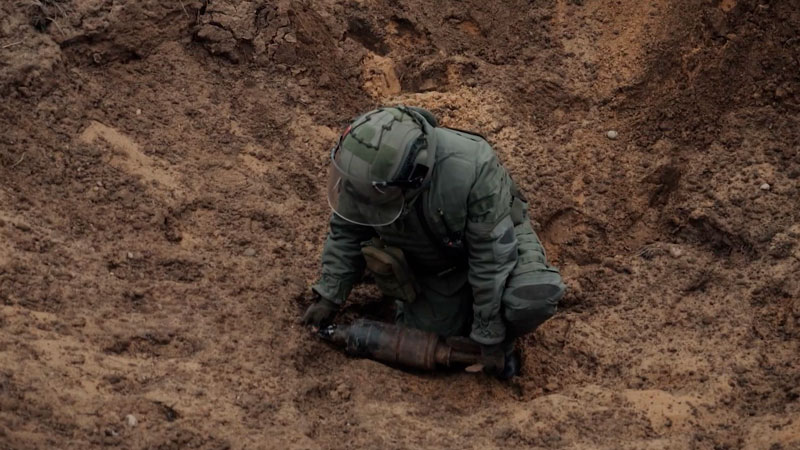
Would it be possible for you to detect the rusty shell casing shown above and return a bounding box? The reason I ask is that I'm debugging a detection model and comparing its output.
[336,319,442,370]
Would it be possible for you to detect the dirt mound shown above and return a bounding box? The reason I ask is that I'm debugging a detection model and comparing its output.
[1,0,798,449]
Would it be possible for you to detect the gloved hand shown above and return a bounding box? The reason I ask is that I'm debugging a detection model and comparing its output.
[479,343,507,375]
[301,295,340,327]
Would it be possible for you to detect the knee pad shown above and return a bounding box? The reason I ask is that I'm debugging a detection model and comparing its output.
[502,270,565,337]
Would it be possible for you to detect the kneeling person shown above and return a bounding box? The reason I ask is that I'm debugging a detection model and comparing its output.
[302,106,565,379]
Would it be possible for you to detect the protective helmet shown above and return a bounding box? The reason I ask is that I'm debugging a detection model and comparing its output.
[327,106,438,226]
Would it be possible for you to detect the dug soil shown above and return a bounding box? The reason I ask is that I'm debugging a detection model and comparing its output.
[1,0,799,449]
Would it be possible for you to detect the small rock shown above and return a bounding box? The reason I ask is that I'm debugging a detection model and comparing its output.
[606,130,618,140]
[125,414,137,427]
[243,248,256,257]
[335,383,350,400]
[760,183,771,191]
[768,232,795,259]
[135,108,142,115]
[126,252,134,259]
[318,73,331,87]
[284,33,297,43]
[669,246,683,258]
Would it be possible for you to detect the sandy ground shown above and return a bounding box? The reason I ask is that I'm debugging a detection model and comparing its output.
[1,0,799,449]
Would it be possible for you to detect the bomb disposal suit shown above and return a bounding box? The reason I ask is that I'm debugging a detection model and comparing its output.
[303,107,565,377]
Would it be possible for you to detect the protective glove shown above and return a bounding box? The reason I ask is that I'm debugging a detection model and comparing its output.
[472,342,520,379]
[478,343,507,375]
[301,295,340,327]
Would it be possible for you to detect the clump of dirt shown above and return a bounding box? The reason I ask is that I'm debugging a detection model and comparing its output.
[1,0,798,449]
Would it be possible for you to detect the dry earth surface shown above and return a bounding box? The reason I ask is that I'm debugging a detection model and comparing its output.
[1,0,799,449]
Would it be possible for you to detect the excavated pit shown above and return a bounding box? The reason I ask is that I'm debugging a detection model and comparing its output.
[1,0,799,448]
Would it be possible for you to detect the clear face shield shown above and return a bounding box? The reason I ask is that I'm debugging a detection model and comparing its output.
[326,144,406,226]
[326,107,437,227]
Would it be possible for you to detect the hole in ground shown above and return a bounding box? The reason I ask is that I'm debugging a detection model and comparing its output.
[345,17,389,55]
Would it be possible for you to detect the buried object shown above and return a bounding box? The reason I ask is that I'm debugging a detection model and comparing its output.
[317,319,512,374]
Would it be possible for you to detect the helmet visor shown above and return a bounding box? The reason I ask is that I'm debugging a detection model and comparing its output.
[326,146,405,227]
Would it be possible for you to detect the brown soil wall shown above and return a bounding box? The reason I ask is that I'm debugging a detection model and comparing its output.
[1,0,798,448]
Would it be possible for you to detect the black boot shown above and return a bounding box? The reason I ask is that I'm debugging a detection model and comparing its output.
[496,339,520,380]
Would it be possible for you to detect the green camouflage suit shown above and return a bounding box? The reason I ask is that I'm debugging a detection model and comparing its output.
[313,116,565,345]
